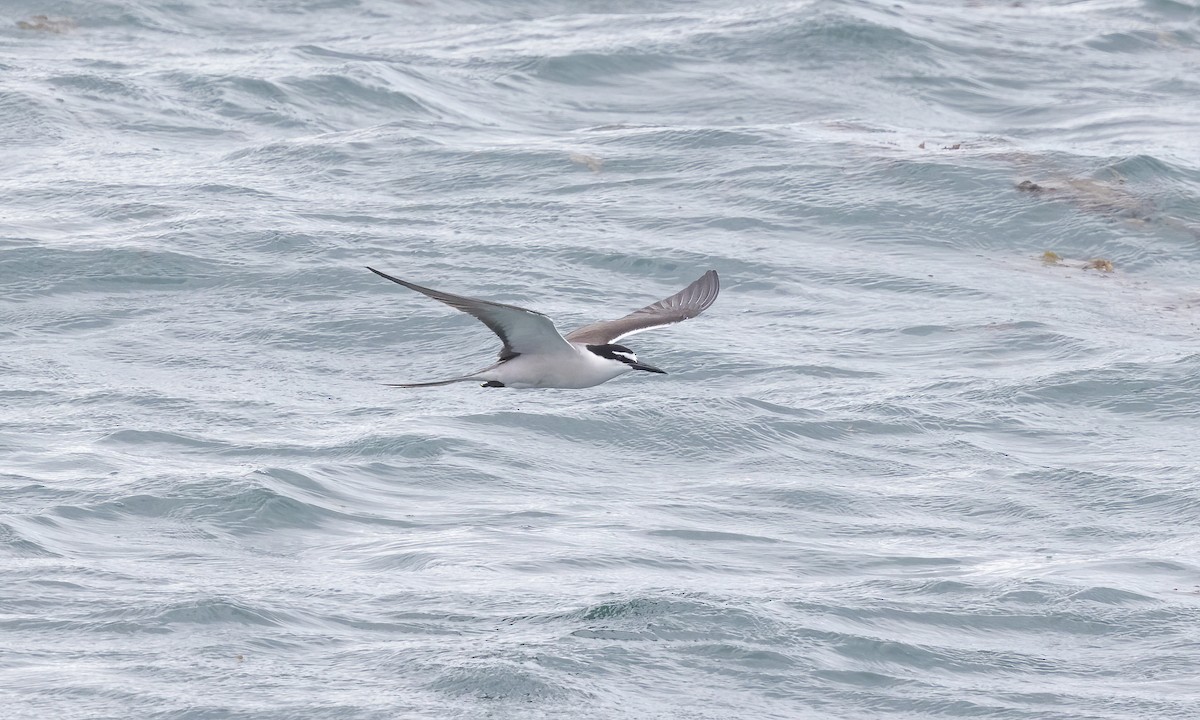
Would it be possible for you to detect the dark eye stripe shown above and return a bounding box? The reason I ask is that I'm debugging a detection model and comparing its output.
[586,344,638,364]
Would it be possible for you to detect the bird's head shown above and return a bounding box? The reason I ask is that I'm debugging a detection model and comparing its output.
[585,344,666,374]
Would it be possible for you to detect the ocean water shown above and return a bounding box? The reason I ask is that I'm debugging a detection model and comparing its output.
[4,0,1200,717]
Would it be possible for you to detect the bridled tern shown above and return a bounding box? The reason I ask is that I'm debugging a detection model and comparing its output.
[366,267,719,389]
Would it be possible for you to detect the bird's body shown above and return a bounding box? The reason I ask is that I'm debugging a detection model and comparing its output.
[476,343,638,389]
[365,266,720,389]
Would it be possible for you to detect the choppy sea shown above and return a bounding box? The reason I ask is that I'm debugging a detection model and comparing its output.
[4,1,1200,718]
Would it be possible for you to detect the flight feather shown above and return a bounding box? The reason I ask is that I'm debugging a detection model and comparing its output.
[565,270,720,345]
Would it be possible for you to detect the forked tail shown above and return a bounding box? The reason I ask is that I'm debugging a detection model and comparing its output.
[383,362,502,388]
[384,375,480,388]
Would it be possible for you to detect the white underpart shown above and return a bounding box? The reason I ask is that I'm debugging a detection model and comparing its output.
[475,343,634,389]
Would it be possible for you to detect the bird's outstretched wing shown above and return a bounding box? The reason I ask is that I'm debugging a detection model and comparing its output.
[565,270,719,345]
[367,267,574,359]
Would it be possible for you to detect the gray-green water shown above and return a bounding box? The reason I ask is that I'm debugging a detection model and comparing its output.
[4,1,1200,718]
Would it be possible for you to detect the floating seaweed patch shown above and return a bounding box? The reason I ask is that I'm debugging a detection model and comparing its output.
[1014,172,1164,227]
[568,153,603,172]
[1038,251,1115,272]
[917,141,963,150]
[16,15,75,33]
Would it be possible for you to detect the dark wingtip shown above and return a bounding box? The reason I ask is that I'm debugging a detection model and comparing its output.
[367,266,408,286]
[688,269,720,314]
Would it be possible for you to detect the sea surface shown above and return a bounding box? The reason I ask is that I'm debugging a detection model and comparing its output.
[3,1,1200,718]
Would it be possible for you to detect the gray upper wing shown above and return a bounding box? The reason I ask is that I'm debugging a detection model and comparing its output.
[565,270,719,345]
[367,267,573,359]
